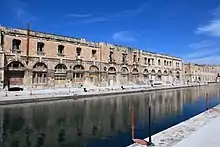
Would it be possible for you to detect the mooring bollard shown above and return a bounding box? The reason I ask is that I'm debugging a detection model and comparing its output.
[206,93,209,110]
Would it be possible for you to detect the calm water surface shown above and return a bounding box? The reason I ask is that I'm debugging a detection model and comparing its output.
[0,84,220,147]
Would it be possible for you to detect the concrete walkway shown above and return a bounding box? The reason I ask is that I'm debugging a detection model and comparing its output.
[174,115,220,147]
[128,105,220,147]
[0,84,203,106]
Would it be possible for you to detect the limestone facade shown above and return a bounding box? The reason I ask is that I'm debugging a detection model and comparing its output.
[183,63,220,83]
[0,26,183,89]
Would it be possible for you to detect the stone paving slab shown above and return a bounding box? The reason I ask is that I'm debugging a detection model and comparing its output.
[128,105,220,147]
[173,114,220,147]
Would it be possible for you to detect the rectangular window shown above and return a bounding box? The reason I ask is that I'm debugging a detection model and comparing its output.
[133,54,137,62]
[37,42,45,53]
[158,59,161,65]
[122,53,126,64]
[76,47,82,56]
[152,59,155,65]
[109,51,113,62]
[92,50,97,57]
[148,58,151,65]
[144,57,147,64]
[12,39,21,53]
[58,45,64,55]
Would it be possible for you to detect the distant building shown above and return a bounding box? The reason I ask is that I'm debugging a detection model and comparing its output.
[183,63,220,84]
[0,26,183,90]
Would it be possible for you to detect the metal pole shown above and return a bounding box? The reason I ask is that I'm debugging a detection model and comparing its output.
[206,93,209,110]
[131,106,135,140]
[148,106,152,144]
[219,90,220,100]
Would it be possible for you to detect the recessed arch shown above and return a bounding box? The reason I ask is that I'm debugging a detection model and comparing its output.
[7,61,25,88]
[55,64,67,72]
[108,67,116,73]
[72,65,85,84]
[73,65,84,71]
[7,61,24,70]
[55,64,67,86]
[151,69,156,74]
[143,69,149,75]
[89,65,99,72]
[121,67,129,74]
[157,70,162,74]
[164,70,168,75]
[132,68,139,73]
[32,62,48,85]
[33,62,48,72]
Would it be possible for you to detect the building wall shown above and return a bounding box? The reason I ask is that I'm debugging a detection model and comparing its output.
[183,63,220,83]
[0,26,183,89]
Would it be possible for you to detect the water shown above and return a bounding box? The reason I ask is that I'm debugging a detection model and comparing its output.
[0,84,220,147]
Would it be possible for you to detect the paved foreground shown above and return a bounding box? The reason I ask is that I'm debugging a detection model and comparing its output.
[128,105,220,147]
[174,114,220,147]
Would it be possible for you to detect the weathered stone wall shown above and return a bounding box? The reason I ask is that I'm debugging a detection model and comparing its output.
[183,63,220,83]
[1,26,184,89]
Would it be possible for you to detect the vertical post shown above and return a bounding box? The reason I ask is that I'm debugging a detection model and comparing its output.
[219,90,220,100]
[131,106,135,140]
[26,23,30,65]
[206,93,209,110]
[148,105,152,144]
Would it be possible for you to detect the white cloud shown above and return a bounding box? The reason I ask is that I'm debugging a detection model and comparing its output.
[67,13,92,18]
[112,31,135,42]
[189,40,216,49]
[184,48,220,59]
[195,20,220,37]
[185,55,220,65]
[81,2,149,24]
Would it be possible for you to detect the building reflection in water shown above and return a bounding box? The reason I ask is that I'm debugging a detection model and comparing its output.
[0,84,219,147]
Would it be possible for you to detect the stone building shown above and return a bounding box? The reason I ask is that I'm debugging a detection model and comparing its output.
[0,26,183,89]
[183,63,220,83]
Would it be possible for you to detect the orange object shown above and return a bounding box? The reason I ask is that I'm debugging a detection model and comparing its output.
[132,139,148,145]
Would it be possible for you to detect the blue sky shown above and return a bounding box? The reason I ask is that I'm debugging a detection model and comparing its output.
[1,0,220,64]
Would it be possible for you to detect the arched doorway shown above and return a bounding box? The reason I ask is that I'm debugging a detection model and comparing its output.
[151,69,156,82]
[143,69,149,83]
[7,61,25,88]
[121,67,129,84]
[163,70,168,82]
[132,68,139,84]
[89,65,99,85]
[157,70,162,81]
[55,64,67,86]
[108,67,116,86]
[168,70,173,83]
[32,62,48,85]
[72,65,85,85]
